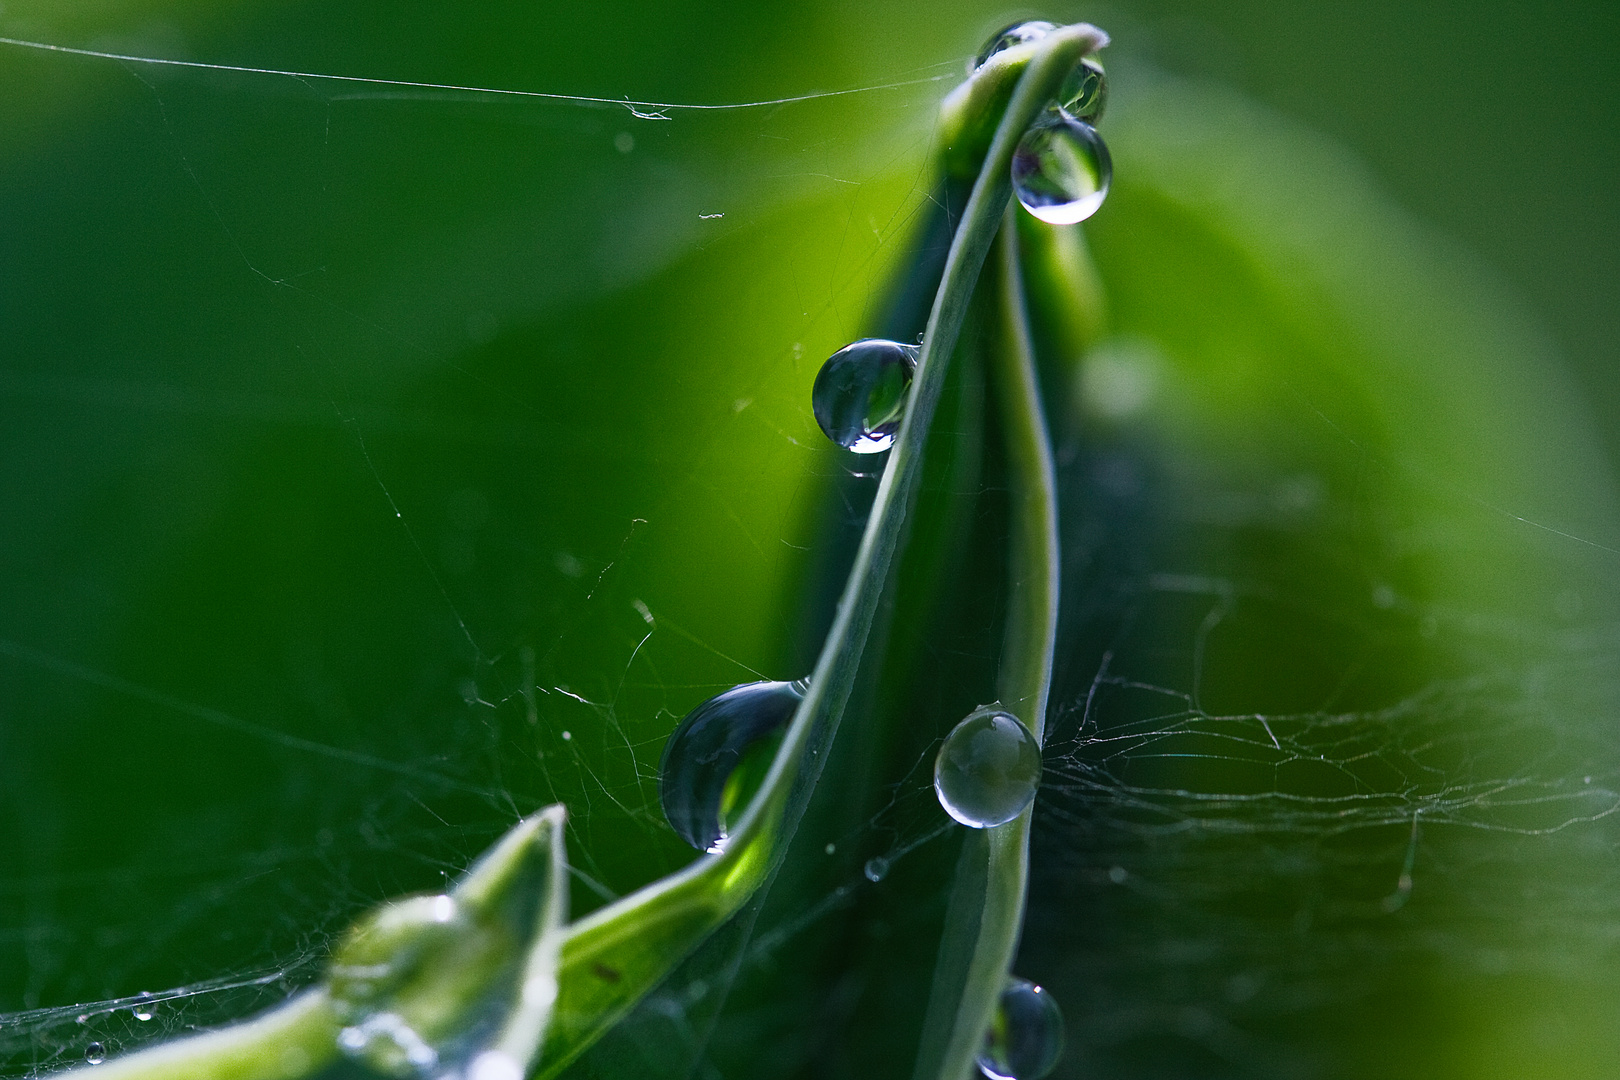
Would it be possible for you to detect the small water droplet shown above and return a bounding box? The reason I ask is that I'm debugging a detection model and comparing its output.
[131,1006,153,1022]
[1012,114,1112,225]
[85,1043,105,1066]
[977,978,1064,1080]
[935,708,1042,828]
[824,842,836,855]
[329,894,465,1020]
[863,856,890,883]
[659,680,805,851]
[812,339,918,454]
[1107,865,1128,884]
[1057,57,1107,123]
[974,20,1056,70]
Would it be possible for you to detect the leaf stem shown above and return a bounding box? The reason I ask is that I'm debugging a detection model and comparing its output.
[914,200,1064,1080]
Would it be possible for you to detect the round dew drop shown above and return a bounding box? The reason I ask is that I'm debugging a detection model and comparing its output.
[974,20,1057,70]
[85,1043,106,1066]
[978,978,1065,1080]
[1011,114,1112,225]
[659,680,806,852]
[934,709,1042,828]
[812,339,918,454]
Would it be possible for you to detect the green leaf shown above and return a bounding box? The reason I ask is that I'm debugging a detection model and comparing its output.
[72,806,568,1079]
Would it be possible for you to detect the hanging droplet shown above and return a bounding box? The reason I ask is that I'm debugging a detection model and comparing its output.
[1011,114,1112,225]
[659,680,806,852]
[131,1006,153,1022]
[811,339,918,454]
[977,978,1065,1080]
[863,856,890,883]
[974,20,1057,70]
[935,708,1042,828]
[1057,57,1108,123]
[84,1042,106,1066]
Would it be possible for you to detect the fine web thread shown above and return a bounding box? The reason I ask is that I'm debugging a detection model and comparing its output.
[0,35,955,116]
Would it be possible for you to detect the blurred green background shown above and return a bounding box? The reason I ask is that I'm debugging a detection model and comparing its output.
[0,1,1615,1078]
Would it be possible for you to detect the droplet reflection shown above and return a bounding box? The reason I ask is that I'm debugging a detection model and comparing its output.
[1057,57,1107,123]
[1011,114,1112,225]
[812,339,918,454]
[935,708,1042,828]
[977,978,1065,1080]
[659,680,806,852]
[974,20,1057,70]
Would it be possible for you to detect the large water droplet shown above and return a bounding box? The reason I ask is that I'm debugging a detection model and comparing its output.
[660,680,805,852]
[935,708,1042,828]
[863,856,890,883]
[1057,57,1108,123]
[811,339,917,454]
[1011,114,1112,225]
[85,1043,105,1066]
[977,978,1064,1080]
[974,20,1056,70]
[329,893,464,1075]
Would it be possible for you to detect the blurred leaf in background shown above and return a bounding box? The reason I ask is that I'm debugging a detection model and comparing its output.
[0,1,1615,1078]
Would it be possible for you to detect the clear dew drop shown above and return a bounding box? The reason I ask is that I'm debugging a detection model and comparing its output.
[974,20,1056,70]
[863,856,890,883]
[977,978,1065,1080]
[1057,57,1108,123]
[1011,114,1112,225]
[328,893,464,1075]
[659,680,806,852]
[812,339,918,454]
[131,1006,153,1022]
[85,1042,105,1066]
[935,708,1042,828]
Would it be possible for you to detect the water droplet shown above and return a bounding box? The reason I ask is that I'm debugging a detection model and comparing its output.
[85,1043,105,1066]
[1057,57,1107,123]
[329,894,466,1019]
[935,708,1042,828]
[977,978,1064,1080]
[974,20,1056,70]
[863,856,890,882]
[1011,114,1112,225]
[659,680,805,851]
[131,1006,153,1022]
[812,339,918,454]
